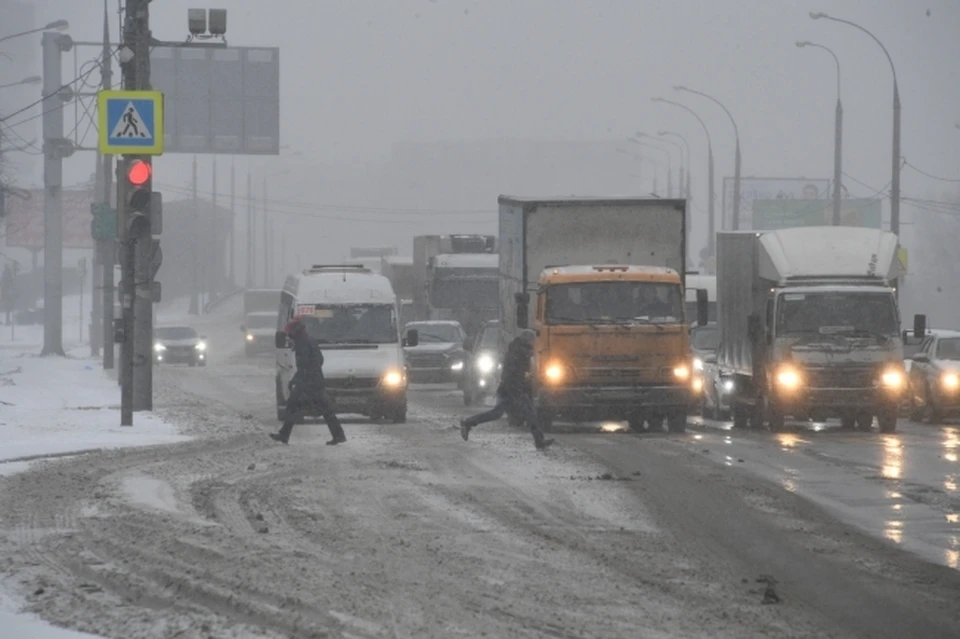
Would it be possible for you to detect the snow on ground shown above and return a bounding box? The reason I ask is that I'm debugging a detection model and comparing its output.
[0,591,105,639]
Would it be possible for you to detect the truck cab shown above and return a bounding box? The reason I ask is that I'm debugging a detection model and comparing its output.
[529,265,700,432]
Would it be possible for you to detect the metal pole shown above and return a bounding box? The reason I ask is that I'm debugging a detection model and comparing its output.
[189,155,199,314]
[707,145,715,256]
[119,157,134,424]
[229,160,235,287]
[246,170,253,288]
[833,97,843,225]
[891,82,901,237]
[262,176,268,286]
[732,141,741,230]
[210,156,217,302]
[100,0,115,369]
[41,32,66,356]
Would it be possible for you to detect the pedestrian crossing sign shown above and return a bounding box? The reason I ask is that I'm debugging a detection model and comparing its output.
[98,90,164,155]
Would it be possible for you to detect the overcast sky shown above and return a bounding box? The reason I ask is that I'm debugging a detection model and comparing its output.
[6,0,959,274]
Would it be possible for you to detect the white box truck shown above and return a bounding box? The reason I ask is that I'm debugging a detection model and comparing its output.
[715,226,909,433]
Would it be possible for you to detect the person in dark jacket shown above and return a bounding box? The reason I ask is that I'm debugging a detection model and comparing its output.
[270,317,346,446]
[459,329,554,450]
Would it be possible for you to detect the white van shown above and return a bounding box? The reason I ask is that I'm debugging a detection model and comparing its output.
[274,265,419,424]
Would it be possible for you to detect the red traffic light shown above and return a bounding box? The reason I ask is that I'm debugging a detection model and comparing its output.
[127,160,151,187]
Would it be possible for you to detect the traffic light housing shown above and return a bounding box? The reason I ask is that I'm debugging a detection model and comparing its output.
[127,159,152,214]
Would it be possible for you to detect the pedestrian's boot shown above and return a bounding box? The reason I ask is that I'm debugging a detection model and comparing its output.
[460,419,471,441]
[534,436,555,451]
[270,423,293,445]
[326,435,347,446]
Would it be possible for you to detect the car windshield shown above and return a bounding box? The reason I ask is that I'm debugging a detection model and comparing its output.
[691,326,719,351]
[246,314,277,329]
[776,291,898,338]
[546,281,684,324]
[407,323,461,344]
[479,324,499,350]
[155,326,197,340]
[937,338,960,360]
[297,304,397,344]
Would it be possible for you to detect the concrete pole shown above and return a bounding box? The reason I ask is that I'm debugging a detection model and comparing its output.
[262,176,268,286]
[707,144,716,257]
[189,155,199,315]
[229,160,235,287]
[40,32,66,356]
[210,156,217,300]
[833,97,843,225]
[246,170,253,288]
[100,0,114,368]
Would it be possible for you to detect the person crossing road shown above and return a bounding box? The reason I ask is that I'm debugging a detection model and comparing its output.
[460,329,554,450]
[270,317,346,446]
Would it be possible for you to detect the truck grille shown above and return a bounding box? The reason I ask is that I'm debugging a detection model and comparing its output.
[804,366,877,389]
[325,377,379,390]
[406,353,447,368]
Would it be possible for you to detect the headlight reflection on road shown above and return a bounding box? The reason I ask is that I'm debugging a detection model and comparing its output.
[882,436,903,480]
[884,520,903,544]
[943,427,958,463]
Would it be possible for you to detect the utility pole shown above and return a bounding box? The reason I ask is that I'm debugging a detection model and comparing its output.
[210,156,217,301]
[229,160,235,287]
[833,94,843,225]
[189,155,199,315]
[123,0,155,412]
[100,0,115,368]
[262,175,268,286]
[40,30,73,356]
[246,170,253,288]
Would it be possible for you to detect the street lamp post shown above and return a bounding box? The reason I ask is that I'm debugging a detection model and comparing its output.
[0,20,69,46]
[810,12,900,239]
[797,41,843,225]
[616,148,660,193]
[652,97,716,257]
[630,137,673,196]
[658,131,692,203]
[675,86,741,230]
[652,136,686,198]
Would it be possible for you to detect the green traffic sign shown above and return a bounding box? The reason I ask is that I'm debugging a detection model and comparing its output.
[90,203,117,240]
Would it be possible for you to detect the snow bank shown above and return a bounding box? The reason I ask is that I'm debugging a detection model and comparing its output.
[0,349,188,470]
[0,594,105,639]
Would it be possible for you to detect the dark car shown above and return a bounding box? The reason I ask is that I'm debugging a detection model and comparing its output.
[154,325,207,366]
[402,320,467,384]
[462,319,500,406]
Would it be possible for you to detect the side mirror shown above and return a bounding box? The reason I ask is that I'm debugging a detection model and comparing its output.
[913,314,927,339]
[913,353,930,364]
[275,330,287,349]
[747,314,761,343]
[695,288,709,327]
[404,328,419,347]
[703,353,717,364]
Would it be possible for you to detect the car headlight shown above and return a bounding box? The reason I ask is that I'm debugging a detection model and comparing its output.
[880,368,904,390]
[776,365,802,389]
[450,360,464,372]
[942,372,959,391]
[543,360,567,385]
[722,379,735,393]
[673,364,690,381]
[154,342,166,352]
[475,354,495,374]
[195,341,207,351]
[693,357,704,372]
[382,369,405,387]
[246,333,254,342]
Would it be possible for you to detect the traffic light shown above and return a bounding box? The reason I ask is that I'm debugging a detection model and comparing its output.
[127,159,152,215]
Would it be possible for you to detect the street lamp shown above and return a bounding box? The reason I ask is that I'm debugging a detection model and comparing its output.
[797,40,843,225]
[0,20,69,46]
[629,137,674,196]
[674,85,742,231]
[651,97,716,257]
[651,135,686,198]
[810,11,900,239]
[658,131,692,203]
[0,75,42,90]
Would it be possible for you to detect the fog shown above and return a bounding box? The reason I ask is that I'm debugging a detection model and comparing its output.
[2,0,959,317]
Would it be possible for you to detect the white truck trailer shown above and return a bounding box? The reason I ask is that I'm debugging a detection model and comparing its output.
[716,226,909,433]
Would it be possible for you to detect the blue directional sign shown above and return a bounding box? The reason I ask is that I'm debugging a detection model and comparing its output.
[97,90,164,155]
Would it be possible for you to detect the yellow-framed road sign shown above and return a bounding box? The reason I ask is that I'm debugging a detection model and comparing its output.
[98,90,164,155]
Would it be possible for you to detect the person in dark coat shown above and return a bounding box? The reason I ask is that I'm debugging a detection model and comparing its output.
[270,317,346,446]
[459,329,554,450]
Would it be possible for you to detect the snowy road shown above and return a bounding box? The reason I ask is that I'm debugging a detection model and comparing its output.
[1,305,959,637]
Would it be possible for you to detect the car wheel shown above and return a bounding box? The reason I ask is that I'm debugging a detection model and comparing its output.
[392,408,407,424]
[647,415,665,431]
[878,407,898,433]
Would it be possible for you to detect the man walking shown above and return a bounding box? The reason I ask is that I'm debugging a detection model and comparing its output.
[270,317,347,446]
[460,329,554,450]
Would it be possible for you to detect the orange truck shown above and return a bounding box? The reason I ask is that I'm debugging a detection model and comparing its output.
[498,196,708,432]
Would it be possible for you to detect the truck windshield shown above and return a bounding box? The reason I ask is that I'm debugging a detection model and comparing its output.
[246,314,277,329]
[546,282,684,324]
[429,274,498,310]
[298,304,397,344]
[776,291,898,338]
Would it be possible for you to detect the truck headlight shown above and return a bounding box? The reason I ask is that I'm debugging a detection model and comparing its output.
[776,366,802,390]
[382,370,405,387]
[475,354,495,374]
[880,368,904,390]
[154,342,166,352]
[673,364,690,381]
[543,361,566,384]
[942,372,959,391]
[246,333,254,342]
[195,341,207,351]
[450,360,464,372]
[693,357,704,372]
[722,379,735,394]
[692,376,704,393]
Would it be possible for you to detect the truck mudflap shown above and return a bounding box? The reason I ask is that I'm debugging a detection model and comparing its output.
[538,384,693,417]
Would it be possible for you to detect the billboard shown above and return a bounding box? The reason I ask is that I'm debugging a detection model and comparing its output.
[3,189,95,249]
[722,177,830,229]
[752,198,883,230]
[150,46,280,155]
